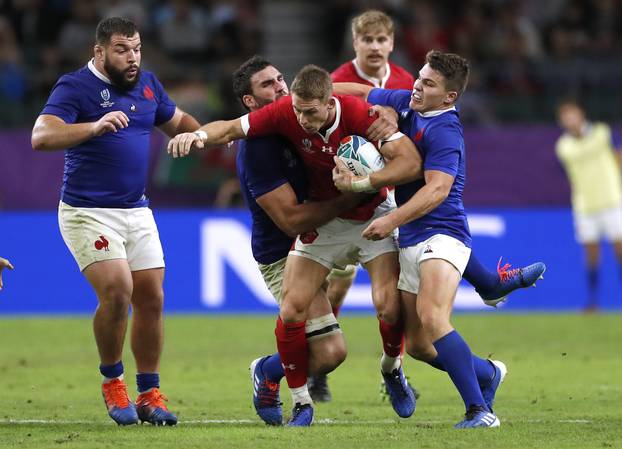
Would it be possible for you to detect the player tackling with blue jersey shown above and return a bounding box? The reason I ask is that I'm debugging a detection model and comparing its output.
[333,50,544,428]
[31,17,202,426]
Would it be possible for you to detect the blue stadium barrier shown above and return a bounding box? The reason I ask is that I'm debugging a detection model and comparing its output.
[0,208,619,314]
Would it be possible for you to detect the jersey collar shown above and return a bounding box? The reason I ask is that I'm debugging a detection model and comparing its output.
[316,96,341,143]
[88,59,112,84]
[418,106,456,118]
[352,59,391,88]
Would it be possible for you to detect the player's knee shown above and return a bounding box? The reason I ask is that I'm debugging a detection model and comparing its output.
[131,286,164,314]
[98,284,132,313]
[279,299,307,323]
[418,308,448,337]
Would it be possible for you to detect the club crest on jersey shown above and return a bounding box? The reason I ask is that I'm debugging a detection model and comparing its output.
[99,89,114,108]
[301,138,313,153]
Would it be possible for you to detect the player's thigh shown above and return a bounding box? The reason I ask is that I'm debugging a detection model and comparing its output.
[417,258,462,332]
[83,259,133,304]
[281,254,330,315]
[125,207,165,271]
[58,202,128,271]
[326,265,357,308]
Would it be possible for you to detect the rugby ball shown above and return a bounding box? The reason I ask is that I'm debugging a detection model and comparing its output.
[336,135,385,176]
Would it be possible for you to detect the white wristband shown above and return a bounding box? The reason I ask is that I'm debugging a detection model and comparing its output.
[194,130,208,143]
[351,176,374,192]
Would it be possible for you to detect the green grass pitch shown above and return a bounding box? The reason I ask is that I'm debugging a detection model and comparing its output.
[1,314,621,448]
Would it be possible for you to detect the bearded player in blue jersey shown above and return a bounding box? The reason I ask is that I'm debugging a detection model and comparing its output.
[31,17,202,426]
[333,50,546,428]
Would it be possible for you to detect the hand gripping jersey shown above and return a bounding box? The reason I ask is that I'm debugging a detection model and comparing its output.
[241,94,396,221]
[368,88,471,248]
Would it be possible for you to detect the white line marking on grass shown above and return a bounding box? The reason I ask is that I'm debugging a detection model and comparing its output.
[0,418,594,425]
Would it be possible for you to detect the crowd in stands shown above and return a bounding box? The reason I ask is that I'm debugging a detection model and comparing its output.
[1,0,621,205]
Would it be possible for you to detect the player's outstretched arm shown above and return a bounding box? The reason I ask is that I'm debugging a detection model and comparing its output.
[332,82,373,101]
[362,170,453,240]
[167,118,245,158]
[0,257,14,291]
[32,112,129,151]
[257,183,363,237]
[158,107,201,137]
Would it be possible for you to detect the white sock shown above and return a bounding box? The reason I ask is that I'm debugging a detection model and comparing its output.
[381,353,401,373]
[102,374,124,384]
[290,385,313,405]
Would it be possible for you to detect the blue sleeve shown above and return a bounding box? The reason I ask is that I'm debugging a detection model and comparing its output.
[611,128,621,150]
[151,74,176,126]
[423,123,463,177]
[368,88,411,111]
[243,138,289,199]
[40,76,81,123]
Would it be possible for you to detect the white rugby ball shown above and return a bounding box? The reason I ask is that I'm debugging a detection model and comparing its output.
[336,135,385,176]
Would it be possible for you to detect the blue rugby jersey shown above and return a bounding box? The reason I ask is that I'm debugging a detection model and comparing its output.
[40,60,176,208]
[368,88,471,248]
[237,135,308,265]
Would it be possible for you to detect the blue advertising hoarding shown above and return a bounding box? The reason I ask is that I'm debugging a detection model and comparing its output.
[0,208,619,314]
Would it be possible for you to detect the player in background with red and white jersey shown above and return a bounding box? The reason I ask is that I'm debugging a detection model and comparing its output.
[167,65,421,426]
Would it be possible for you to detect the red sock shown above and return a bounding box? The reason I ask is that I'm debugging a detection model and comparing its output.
[378,318,403,358]
[275,316,308,389]
[331,306,341,318]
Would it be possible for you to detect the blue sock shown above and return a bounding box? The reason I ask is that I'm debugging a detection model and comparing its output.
[587,267,598,306]
[261,353,284,382]
[433,330,487,411]
[136,373,160,393]
[428,355,495,387]
[463,253,499,294]
[100,361,123,379]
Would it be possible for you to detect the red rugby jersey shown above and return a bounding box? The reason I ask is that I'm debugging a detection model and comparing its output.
[241,94,388,221]
[331,59,414,90]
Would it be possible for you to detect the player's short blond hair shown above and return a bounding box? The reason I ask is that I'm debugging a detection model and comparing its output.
[351,10,394,38]
[290,65,332,103]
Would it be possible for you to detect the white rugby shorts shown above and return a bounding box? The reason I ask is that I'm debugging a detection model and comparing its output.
[574,206,622,244]
[397,234,471,295]
[290,199,398,270]
[58,201,165,272]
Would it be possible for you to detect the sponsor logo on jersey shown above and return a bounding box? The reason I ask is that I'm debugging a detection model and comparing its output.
[143,85,155,100]
[99,89,114,108]
[301,138,313,153]
[321,145,334,154]
[94,235,110,251]
[423,244,433,254]
[130,104,136,112]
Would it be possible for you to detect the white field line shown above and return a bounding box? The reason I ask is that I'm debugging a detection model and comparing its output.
[0,418,592,425]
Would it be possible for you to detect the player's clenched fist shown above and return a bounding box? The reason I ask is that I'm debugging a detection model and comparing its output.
[91,111,129,136]
[167,131,205,158]
[362,214,396,241]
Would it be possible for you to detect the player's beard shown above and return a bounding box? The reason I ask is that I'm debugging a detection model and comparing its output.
[104,59,140,91]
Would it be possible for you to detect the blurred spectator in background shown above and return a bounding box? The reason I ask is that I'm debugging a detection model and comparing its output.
[555,99,622,312]
[0,16,27,126]
[0,256,14,290]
